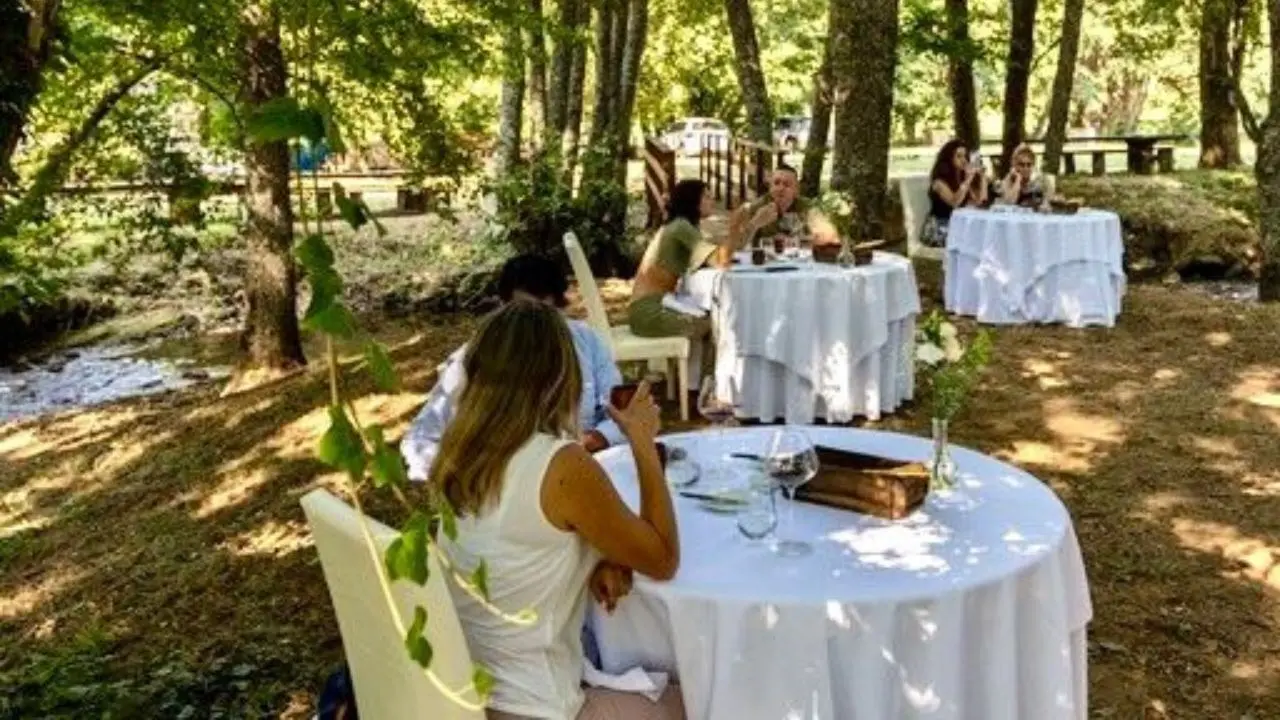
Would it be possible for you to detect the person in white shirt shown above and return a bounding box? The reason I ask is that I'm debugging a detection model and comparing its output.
[401,254,625,481]
[433,301,684,720]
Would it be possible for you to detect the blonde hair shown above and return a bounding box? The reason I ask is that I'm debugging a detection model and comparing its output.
[430,301,583,515]
[1013,143,1036,164]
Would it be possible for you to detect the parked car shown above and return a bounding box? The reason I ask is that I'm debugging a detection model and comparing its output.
[660,117,731,156]
[774,116,811,150]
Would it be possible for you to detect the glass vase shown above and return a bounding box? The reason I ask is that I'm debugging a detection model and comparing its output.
[836,240,855,267]
[928,417,957,490]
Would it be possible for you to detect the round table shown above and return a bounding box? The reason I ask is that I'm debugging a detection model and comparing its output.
[944,208,1126,327]
[684,253,920,424]
[589,426,1093,720]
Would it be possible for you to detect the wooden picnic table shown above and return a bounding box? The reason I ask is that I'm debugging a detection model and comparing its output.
[983,134,1189,175]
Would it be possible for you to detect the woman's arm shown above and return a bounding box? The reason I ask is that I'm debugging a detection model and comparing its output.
[540,384,679,580]
[932,178,973,209]
[970,174,989,206]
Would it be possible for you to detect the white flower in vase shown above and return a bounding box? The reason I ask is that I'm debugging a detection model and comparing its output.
[939,322,958,341]
[942,335,964,363]
[916,342,946,367]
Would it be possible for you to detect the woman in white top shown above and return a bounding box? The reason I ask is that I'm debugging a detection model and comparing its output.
[431,301,685,720]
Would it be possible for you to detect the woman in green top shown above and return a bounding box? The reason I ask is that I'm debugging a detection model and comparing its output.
[629,180,729,366]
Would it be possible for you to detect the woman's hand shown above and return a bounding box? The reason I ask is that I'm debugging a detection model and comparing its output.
[748,202,779,233]
[589,560,635,613]
[606,380,661,443]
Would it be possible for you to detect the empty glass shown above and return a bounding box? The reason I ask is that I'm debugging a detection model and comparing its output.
[736,483,777,541]
[764,429,820,557]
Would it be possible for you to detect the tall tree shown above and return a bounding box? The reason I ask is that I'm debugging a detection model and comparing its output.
[526,0,550,149]
[723,0,773,143]
[0,0,62,192]
[1042,0,1085,174]
[1000,0,1038,171]
[496,23,526,176]
[801,11,834,199]
[830,0,899,240]
[1200,0,1242,168]
[564,26,588,173]
[945,0,980,150]
[615,0,649,178]
[547,0,584,147]
[1247,0,1280,300]
[589,0,619,146]
[238,1,304,372]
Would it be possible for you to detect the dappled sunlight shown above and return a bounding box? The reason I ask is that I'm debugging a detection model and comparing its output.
[997,397,1125,474]
[1204,331,1233,348]
[1020,357,1070,390]
[0,405,153,464]
[1169,517,1280,589]
[0,564,87,621]
[219,519,312,558]
[191,466,279,519]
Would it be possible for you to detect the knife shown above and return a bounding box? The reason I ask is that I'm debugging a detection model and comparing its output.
[729,452,764,462]
[678,490,745,503]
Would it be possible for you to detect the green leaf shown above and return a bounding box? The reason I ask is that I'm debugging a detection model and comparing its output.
[385,512,431,584]
[404,606,434,668]
[367,424,408,489]
[472,664,496,699]
[246,97,323,144]
[364,341,399,392]
[316,405,367,480]
[362,200,387,237]
[470,559,490,601]
[302,301,357,339]
[436,498,458,542]
[336,195,368,230]
[294,233,335,272]
[303,266,344,321]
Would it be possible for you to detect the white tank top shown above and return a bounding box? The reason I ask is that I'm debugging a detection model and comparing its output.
[441,434,599,720]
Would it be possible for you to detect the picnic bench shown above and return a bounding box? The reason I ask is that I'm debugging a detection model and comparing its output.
[1057,135,1186,176]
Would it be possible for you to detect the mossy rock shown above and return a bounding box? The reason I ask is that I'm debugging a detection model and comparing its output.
[1059,171,1259,280]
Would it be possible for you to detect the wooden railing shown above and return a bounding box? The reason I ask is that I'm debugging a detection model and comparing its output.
[699,136,788,211]
[643,137,677,229]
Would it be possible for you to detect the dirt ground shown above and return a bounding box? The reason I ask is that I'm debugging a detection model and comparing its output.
[4,263,1280,718]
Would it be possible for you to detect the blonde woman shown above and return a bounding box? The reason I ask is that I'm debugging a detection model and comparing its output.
[432,301,685,720]
[996,144,1045,207]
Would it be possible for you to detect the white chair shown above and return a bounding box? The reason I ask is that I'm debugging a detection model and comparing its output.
[899,174,942,262]
[563,231,690,421]
[301,489,485,720]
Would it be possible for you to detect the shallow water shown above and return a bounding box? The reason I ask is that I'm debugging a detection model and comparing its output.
[0,343,229,424]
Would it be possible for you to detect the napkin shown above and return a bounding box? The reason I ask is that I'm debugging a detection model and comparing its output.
[661,293,706,318]
[582,659,670,703]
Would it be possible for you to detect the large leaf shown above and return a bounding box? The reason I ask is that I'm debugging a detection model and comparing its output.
[364,341,399,392]
[302,301,357,339]
[385,512,431,584]
[367,424,408,489]
[336,195,369,230]
[246,97,324,144]
[294,233,335,272]
[316,405,366,480]
[303,266,344,321]
[404,606,434,668]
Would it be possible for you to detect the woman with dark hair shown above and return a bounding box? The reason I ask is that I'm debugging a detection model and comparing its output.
[628,180,728,358]
[923,139,987,247]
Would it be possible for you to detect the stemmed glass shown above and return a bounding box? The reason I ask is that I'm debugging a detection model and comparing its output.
[697,377,737,484]
[764,429,820,557]
[736,479,777,542]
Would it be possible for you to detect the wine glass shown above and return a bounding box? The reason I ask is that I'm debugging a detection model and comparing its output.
[697,377,737,484]
[736,482,777,542]
[764,429,820,557]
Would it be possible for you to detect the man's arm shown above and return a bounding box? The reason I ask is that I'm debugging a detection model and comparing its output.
[583,325,627,448]
[400,348,466,481]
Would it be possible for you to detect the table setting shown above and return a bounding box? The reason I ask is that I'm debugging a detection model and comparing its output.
[943,202,1126,328]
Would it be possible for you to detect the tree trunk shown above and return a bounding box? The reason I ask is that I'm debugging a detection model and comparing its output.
[801,10,835,198]
[564,32,588,175]
[1200,0,1242,168]
[0,0,61,192]
[724,0,774,143]
[614,0,649,183]
[1000,0,1039,171]
[1041,0,1085,175]
[239,2,304,372]
[547,0,583,145]
[496,24,526,176]
[589,0,618,147]
[945,0,980,150]
[1255,0,1280,302]
[830,0,900,241]
[526,0,549,151]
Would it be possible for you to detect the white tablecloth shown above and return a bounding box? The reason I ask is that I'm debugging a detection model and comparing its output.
[685,253,920,424]
[590,427,1093,720]
[944,208,1126,327]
